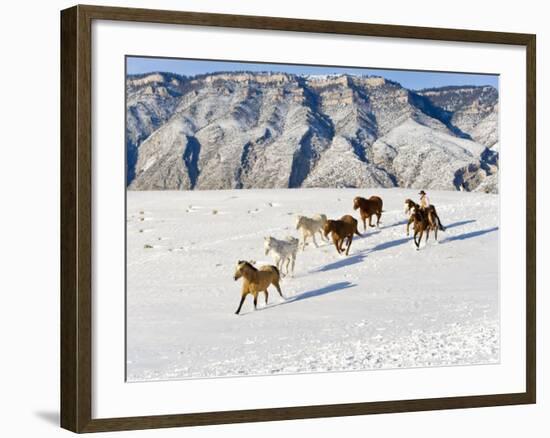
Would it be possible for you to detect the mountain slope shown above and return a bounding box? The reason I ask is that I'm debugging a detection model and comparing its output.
[126,72,499,192]
[126,72,187,184]
[372,118,490,191]
[416,85,499,147]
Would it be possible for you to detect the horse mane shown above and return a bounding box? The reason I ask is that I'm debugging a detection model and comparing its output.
[238,260,257,271]
[406,199,419,208]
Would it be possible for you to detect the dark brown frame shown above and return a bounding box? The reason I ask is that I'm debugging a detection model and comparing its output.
[61,4,536,433]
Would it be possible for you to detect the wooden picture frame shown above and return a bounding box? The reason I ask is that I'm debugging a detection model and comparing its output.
[60,4,536,433]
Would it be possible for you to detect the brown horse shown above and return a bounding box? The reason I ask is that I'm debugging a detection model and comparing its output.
[233,261,283,314]
[353,196,383,230]
[404,198,443,236]
[410,206,438,250]
[323,215,361,256]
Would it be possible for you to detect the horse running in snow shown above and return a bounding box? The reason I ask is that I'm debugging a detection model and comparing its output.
[353,196,383,230]
[404,198,444,236]
[409,205,439,250]
[233,261,284,314]
[264,236,299,276]
[295,214,328,250]
[323,215,361,256]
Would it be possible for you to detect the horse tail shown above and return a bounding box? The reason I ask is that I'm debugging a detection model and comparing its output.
[437,216,446,232]
[354,223,362,237]
[271,265,281,280]
[429,209,445,231]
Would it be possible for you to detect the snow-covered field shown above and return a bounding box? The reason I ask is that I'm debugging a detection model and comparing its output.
[126,188,499,381]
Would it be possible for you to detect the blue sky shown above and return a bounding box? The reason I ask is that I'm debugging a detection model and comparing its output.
[126,56,498,90]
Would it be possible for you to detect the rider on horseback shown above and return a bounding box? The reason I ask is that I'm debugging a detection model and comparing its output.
[419,190,445,231]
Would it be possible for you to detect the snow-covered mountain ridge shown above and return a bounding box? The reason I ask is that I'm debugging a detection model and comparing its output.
[126,71,499,192]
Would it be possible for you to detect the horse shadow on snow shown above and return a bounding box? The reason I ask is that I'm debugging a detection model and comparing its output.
[443,226,498,243]
[287,281,356,303]
[315,252,368,272]
[369,237,411,253]
[444,219,477,229]
[251,281,356,313]
[313,234,410,273]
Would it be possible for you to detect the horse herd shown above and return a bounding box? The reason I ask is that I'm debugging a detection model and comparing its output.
[233,195,445,314]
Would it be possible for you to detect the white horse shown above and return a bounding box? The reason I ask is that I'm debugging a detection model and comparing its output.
[264,236,299,276]
[295,214,328,251]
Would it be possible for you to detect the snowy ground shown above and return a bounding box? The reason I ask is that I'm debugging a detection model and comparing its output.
[126,188,499,381]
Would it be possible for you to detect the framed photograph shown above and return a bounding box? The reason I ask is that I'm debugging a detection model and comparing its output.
[60,4,536,433]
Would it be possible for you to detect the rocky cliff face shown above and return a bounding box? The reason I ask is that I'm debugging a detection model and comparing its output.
[126,72,499,192]
[126,72,186,184]
[416,85,499,147]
